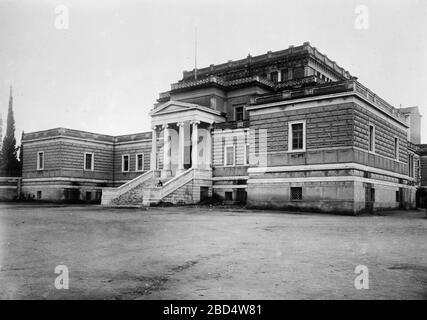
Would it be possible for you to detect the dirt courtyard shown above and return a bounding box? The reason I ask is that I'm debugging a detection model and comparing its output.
[0,203,426,300]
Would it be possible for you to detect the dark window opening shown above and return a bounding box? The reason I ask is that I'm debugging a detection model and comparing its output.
[235,106,244,121]
[137,154,144,171]
[396,190,400,202]
[86,192,91,201]
[369,125,375,152]
[290,187,303,201]
[85,153,93,170]
[394,137,399,160]
[36,191,42,200]
[408,154,414,177]
[123,155,129,172]
[270,71,278,83]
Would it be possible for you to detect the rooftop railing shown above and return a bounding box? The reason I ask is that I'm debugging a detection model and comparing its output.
[170,75,274,91]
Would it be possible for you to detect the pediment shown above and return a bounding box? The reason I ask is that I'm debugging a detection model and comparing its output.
[150,100,223,117]
[150,101,196,116]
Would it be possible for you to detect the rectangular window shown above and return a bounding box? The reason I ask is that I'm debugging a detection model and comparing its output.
[416,160,420,180]
[36,191,42,200]
[37,151,44,170]
[270,71,278,83]
[225,191,233,201]
[235,106,244,121]
[245,143,250,165]
[290,187,303,201]
[288,121,306,152]
[85,192,91,201]
[225,145,235,166]
[394,137,399,160]
[369,125,375,152]
[122,154,130,172]
[395,190,400,202]
[408,154,414,178]
[136,153,144,171]
[84,152,94,171]
[281,68,292,81]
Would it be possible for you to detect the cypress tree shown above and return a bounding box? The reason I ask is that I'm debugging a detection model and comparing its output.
[1,86,20,175]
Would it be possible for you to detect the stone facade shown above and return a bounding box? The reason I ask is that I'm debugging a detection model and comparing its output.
[21,128,152,203]
[17,42,424,213]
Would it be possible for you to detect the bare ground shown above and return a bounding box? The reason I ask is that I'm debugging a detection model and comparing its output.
[0,203,426,300]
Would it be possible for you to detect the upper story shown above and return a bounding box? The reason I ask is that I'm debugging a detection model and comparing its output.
[155,42,353,122]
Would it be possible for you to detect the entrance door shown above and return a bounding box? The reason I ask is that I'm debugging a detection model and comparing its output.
[365,183,375,213]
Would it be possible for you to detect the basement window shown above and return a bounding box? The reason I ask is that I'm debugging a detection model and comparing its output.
[290,187,303,201]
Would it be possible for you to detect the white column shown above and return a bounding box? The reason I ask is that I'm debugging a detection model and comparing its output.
[191,120,200,169]
[177,122,185,174]
[150,126,157,170]
[162,124,171,178]
[206,124,212,169]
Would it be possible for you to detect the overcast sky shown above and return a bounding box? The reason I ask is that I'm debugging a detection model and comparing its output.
[0,0,426,142]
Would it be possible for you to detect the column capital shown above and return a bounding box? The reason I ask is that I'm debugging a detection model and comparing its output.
[151,125,158,131]
[190,120,200,126]
[162,123,169,129]
[177,121,185,127]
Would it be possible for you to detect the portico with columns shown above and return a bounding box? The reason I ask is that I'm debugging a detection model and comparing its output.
[149,101,225,179]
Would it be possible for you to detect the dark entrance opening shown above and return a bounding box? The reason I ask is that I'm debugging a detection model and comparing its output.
[64,188,80,203]
[236,189,247,204]
[365,183,375,213]
[200,187,209,201]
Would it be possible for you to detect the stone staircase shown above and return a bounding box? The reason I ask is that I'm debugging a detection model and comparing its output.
[101,168,212,207]
[101,170,160,206]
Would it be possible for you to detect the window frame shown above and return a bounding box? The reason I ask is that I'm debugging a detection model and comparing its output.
[234,105,245,121]
[135,153,144,172]
[244,143,250,166]
[122,154,130,172]
[408,154,414,178]
[288,120,306,152]
[368,124,376,153]
[394,136,399,160]
[37,151,44,170]
[84,152,94,171]
[290,187,303,201]
[224,145,235,167]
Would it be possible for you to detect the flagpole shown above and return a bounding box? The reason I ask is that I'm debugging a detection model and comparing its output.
[194,25,198,80]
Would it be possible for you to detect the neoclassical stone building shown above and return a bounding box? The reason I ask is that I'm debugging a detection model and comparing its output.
[20,42,425,214]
